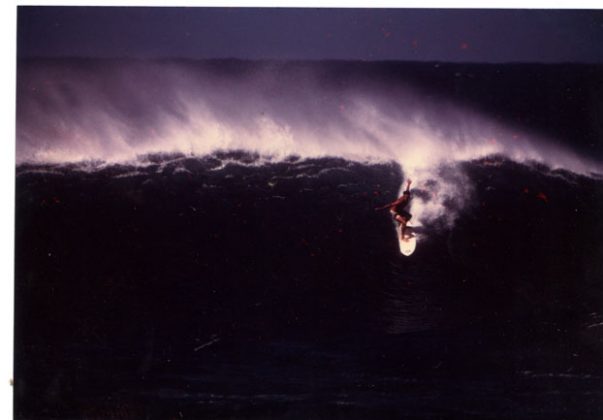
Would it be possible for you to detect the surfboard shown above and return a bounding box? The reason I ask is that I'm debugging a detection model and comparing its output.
[398,225,417,256]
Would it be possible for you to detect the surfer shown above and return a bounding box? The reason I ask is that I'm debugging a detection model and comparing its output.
[376,179,413,239]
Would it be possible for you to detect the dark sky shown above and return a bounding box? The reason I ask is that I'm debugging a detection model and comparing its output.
[17,7,603,63]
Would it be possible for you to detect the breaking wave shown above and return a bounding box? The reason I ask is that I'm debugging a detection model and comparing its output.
[17,59,603,227]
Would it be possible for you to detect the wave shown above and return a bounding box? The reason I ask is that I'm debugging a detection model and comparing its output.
[17,59,603,227]
[17,59,602,170]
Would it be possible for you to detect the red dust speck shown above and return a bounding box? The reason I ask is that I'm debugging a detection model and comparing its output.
[460,42,470,50]
[536,192,548,203]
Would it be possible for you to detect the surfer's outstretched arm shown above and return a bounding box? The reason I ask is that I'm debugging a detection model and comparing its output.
[375,202,395,211]
[375,180,412,211]
[375,196,404,211]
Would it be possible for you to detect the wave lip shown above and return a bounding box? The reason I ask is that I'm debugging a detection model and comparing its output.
[17,59,602,177]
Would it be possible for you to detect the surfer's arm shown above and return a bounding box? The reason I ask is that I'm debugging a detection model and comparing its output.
[375,181,412,210]
[375,196,405,211]
[375,203,394,211]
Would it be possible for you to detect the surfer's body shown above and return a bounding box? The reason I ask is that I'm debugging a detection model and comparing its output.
[376,180,413,239]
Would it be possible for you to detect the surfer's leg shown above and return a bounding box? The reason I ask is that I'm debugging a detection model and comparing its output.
[399,211,412,238]
[395,214,408,238]
[401,220,409,238]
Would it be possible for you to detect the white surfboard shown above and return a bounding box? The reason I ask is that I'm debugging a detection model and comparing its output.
[398,225,417,256]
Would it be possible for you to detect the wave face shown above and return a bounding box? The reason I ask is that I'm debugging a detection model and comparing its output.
[14,153,603,418]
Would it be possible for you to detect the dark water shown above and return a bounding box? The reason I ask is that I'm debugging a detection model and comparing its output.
[14,153,603,419]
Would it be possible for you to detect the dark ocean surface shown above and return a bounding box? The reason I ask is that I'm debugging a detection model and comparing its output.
[15,152,603,419]
[14,57,603,419]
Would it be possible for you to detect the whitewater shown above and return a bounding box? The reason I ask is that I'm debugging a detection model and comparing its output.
[17,59,603,228]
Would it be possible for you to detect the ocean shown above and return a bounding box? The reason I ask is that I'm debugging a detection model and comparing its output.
[14,59,603,419]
